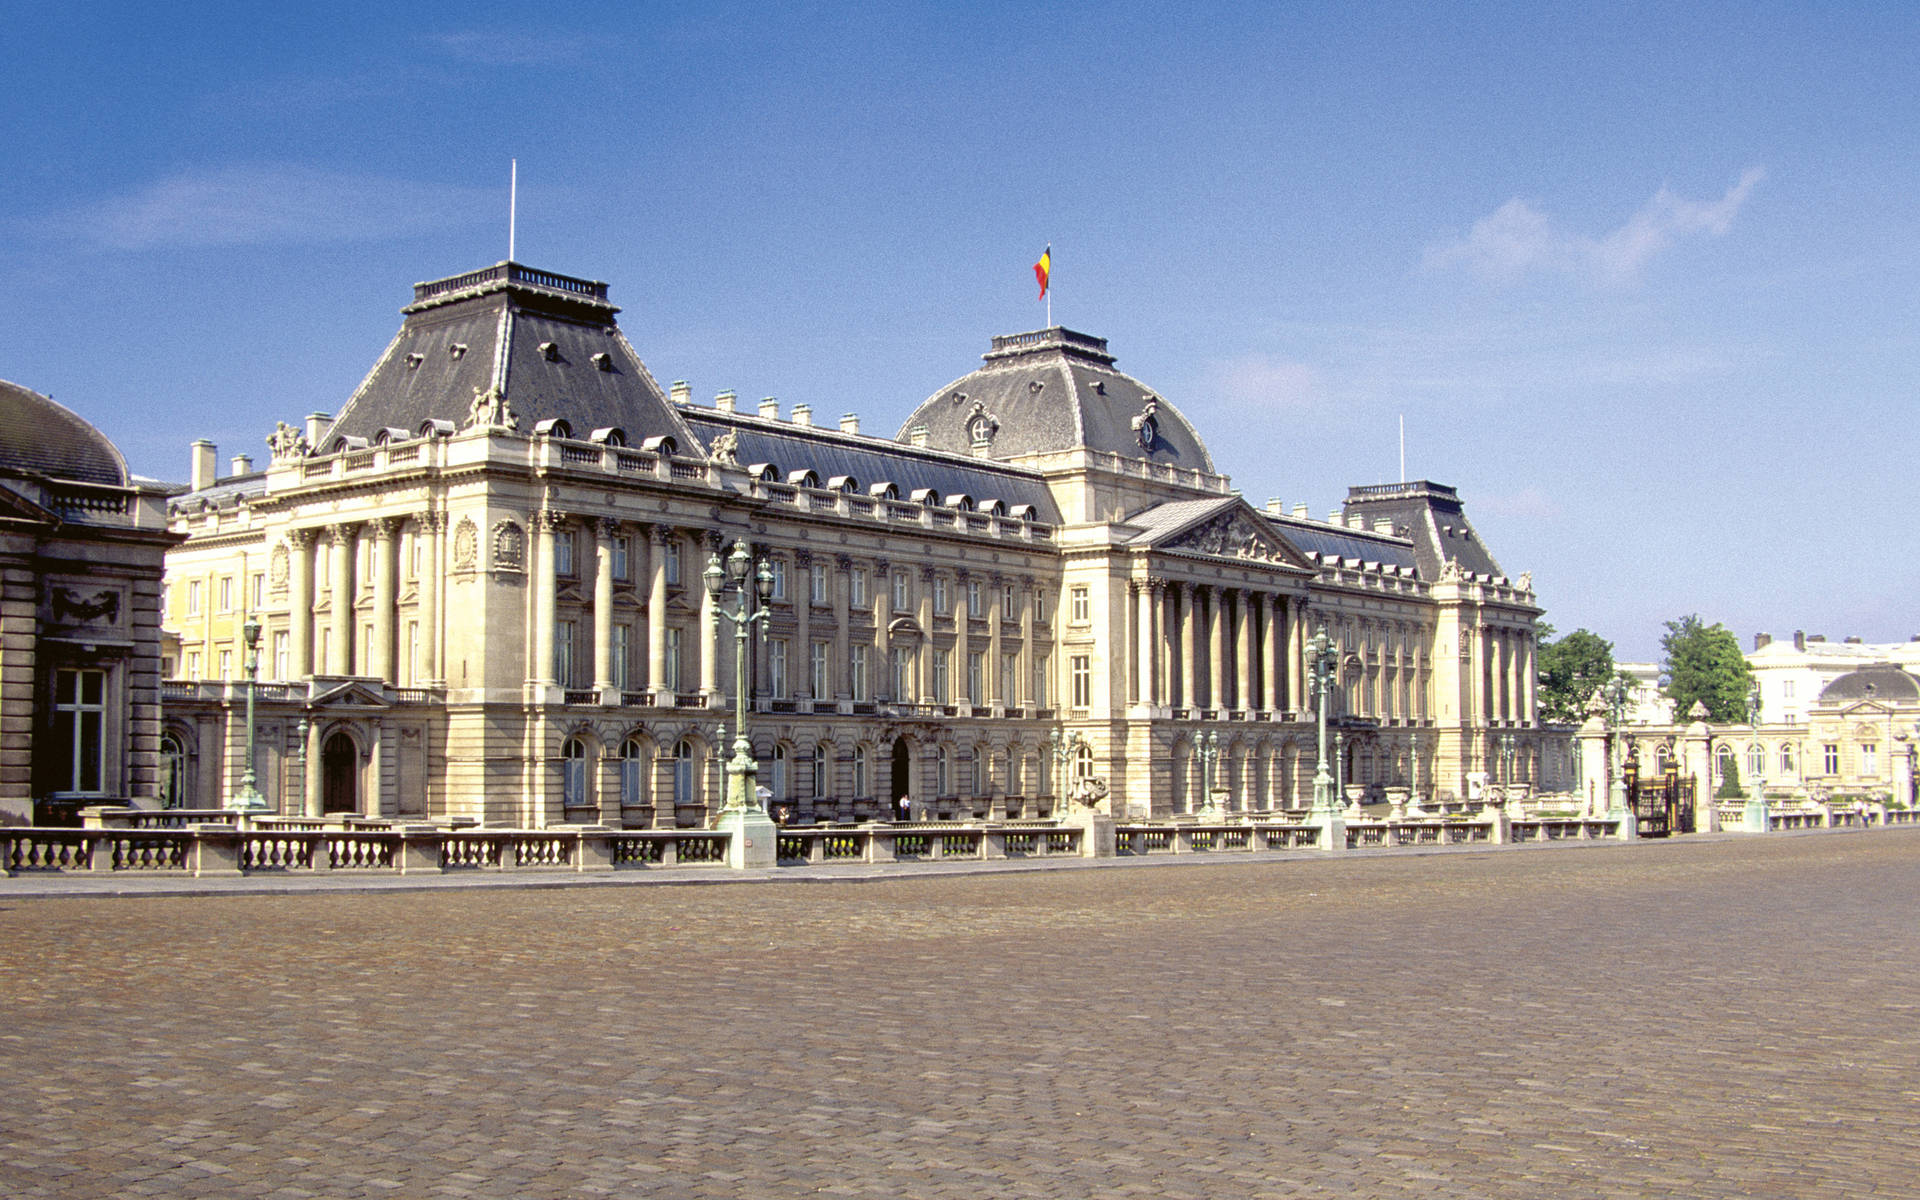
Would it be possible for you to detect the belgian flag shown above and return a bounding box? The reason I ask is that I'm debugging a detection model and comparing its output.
[1033,245,1051,300]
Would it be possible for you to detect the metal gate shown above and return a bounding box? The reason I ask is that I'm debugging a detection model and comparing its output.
[1627,767,1696,838]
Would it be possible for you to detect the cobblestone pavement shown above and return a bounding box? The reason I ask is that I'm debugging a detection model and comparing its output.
[4,831,1919,1199]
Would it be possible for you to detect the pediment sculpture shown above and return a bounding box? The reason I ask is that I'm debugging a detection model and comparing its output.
[1164,511,1285,563]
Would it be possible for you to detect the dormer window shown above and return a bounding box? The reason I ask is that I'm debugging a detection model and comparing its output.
[539,341,560,362]
[590,352,613,372]
[533,418,573,439]
[449,343,468,360]
[590,427,626,446]
[868,482,899,500]
[827,475,859,494]
[405,352,424,370]
[640,435,677,456]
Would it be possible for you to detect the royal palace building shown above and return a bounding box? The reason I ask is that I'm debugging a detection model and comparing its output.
[158,261,1552,826]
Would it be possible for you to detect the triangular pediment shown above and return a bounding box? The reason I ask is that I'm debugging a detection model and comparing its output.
[1134,497,1315,572]
[308,678,392,708]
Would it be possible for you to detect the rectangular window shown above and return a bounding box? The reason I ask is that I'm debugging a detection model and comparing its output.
[555,530,575,576]
[186,580,200,616]
[665,628,682,692]
[932,649,950,704]
[770,558,788,600]
[272,630,289,681]
[611,624,630,691]
[933,576,949,615]
[219,576,233,613]
[1001,654,1018,705]
[892,570,909,613]
[891,647,912,700]
[1034,588,1048,623]
[1823,744,1840,774]
[406,622,419,685]
[555,621,575,687]
[769,638,788,698]
[1002,583,1017,620]
[188,651,202,679]
[219,649,233,680]
[850,567,868,608]
[1782,679,1795,700]
[51,668,107,793]
[1862,743,1878,777]
[960,753,976,797]
[251,573,265,610]
[850,644,870,702]
[612,536,630,581]
[967,651,983,702]
[1070,585,1090,624]
[409,531,421,579]
[1071,654,1092,708]
[810,563,828,605]
[1035,654,1050,707]
[967,580,983,617]
[810,640,831,699]
[665,541,681,586]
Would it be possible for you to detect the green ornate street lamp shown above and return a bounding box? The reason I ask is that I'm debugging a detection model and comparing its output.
[705,540,774,815]
[231,612,269,812]
[1306,622,1340,814]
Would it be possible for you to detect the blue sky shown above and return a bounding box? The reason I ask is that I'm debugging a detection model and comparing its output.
[5,1,1917,660]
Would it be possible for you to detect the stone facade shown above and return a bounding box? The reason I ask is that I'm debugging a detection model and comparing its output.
[159,262,1555,826]
[0,381,182,824]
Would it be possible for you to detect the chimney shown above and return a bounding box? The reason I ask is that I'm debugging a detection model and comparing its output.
[1844,635,1863,644]
[1265,498,1283,514]
[792,404,813,426]
[1327,509,1342,524]
[669,381,692,406]
[190,440,217,491]
[230,454,253,476]
[1808,634,1826,643]
[1794,630,1806,650]
[305,412,329,446]
[1754,632,1772,650]
[1292,503,1309,519]
[759,397,779,419]
[1372,518,1392,534]
[714,390,736,413]
[908,425,930,448]
[840,412,860,435]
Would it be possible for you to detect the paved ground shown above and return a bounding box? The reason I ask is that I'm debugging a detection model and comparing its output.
[3,831,1919,1199]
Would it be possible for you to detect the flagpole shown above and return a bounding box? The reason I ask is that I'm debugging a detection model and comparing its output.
[1046,239,1052,328]
[509,158,517,263]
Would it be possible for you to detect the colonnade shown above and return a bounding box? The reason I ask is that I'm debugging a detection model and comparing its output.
[1477,622,1536,725]
[1130,580,1304,713]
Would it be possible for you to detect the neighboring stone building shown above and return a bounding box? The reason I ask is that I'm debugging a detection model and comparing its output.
[0,380,182,824]
[1582,662,1920,812]
[159,261,1553,825]
[1746,631,1920,726]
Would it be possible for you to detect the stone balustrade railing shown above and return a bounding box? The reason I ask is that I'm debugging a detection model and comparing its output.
[1115,822,1325,854]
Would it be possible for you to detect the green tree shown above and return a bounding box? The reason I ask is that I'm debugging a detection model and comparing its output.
[1660,614,1753,723]
[1537,627,1619,724]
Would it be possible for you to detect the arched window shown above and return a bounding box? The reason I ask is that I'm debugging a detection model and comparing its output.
[1715,745,1734,781]
[1074,743,1094,781]
[1745,743,1765,780]
[160,732,187,808]
[1780,744,1796,775]
[812,743,830,798]
[770,744,789,801]
[853,746,870,798]
[620,737,650,808]
[936,747,951,796]
[674,740,697,807]
[561,736,590,807]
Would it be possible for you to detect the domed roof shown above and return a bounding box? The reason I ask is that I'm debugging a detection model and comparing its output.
[0,379,128,487]
[897,328,1214,472]
[1819,663,1920,704]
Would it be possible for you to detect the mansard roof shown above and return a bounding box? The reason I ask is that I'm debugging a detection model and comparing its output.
[1339,481,1504,580]
[897,328,1214,472]
[681,410,1061,523]
[315,263,700,455]
[1818,664,1920,705]
[0,379,129,487]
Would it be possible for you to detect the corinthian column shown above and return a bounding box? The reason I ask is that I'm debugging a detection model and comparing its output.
[326,523,356,675]
[531,510,562,687]
[288,528,317,679]
[370,517,398,683]
[1235,589,1255,711]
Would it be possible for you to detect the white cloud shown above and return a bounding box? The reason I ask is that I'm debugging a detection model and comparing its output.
[1204,353,1325,414]
[1425,168,1765,284]
[57,165,496,250]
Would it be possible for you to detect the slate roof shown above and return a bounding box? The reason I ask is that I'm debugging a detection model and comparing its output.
[314,263,701,455]
[0,379,129,487]
[1270,518,1420,571]
[1340,481,1505,580]
[896,329,1214,472]
[1121,496,1239,541]
[1818,664,1920,704]
[682,411,1061,523]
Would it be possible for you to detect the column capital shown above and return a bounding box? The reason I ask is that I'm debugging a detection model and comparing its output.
[371,516,402,540]
[536,509,570,532]
[324,522,360,544]
[703,529,726,551]
[834,553,853,571]
[793,548,813,568]
[287,526,322,548]
[596,516,621,539]
[419,510,448,533]
[646,523,672,545]
[919,563,936,582]
[874,557,891,574]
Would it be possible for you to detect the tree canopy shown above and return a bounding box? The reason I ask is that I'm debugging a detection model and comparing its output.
[1537,627,1620,724]
[1660,614,1753,723]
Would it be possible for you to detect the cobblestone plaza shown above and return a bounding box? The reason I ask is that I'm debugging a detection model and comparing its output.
[4,833,1918,1198]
